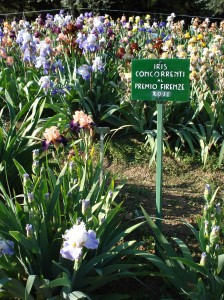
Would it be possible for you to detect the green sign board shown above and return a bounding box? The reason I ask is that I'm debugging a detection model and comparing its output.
[131,59,190,102]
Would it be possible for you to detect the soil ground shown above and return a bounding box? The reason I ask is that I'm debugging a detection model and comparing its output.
[108,156,223,235]
[102,137,224,299]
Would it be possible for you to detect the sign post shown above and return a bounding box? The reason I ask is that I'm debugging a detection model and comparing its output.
[156,101,164,230]
[131,59,190,230]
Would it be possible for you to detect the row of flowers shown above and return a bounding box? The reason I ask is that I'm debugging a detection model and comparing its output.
[0,11,223,92]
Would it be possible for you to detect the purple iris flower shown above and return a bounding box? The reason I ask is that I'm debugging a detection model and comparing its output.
[39,41,52,57]
[70,120,80,132]
[51,59,64,73]
[16,30,25,45]
[45,14,54,28]
[77,64,92,80]
[107,29,114,37]
[9,30,16,39]
[51,26,61,34]
[0,240,14,257]
[81,33,99,52]
[46,13,53,19]
[75,32,86,49]
[85,12,93,18]
[42,134,67,150]
[93,18,104,33]
[92,56,105,73]
[39,76,54,93]
[159,21,166,27]
[138,20,144,26]
[35,57,51,73]
[0,29,4,39]
[23,48,36,63]
[139,27,147,32]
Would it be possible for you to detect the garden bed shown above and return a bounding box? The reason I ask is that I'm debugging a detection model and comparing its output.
[0,10,223,299]
[104,141,224,298]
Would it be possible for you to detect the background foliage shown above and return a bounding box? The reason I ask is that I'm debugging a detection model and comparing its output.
[0,0,223,17]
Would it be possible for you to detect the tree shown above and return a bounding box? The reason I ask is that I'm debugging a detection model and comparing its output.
[196,0,224,16]
[60,0,113,16]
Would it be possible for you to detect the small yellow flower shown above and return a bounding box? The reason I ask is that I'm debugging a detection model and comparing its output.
[177,44,185,52]
[197,33,203,40]
[145,14,151,20]
[161,52,169,59]
[124,73,132,81]
[135,16,140,23]
[189,36,197,43]
[210,45,219,54]
[190,70,199,80]
[145,43,153,50]
[177,51,187,58]
[164,40,173,48]
[3,22,11,29]
[132,25,138,32]
[129,16,134,22]
[184,32,191,38]
[148,53,157,59]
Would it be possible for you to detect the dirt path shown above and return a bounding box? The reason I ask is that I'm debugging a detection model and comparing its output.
[107,155,224,242]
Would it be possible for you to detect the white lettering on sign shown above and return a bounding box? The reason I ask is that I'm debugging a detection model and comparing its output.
[160,83,185,90]
[135,83,185,91]
[135,71,185,78]
[135,83,158,89]
[153,63,168,70]
[152,91,171,97]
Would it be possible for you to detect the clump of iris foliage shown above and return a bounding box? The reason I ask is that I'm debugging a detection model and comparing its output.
[0,10,224,299]
[0,112,146,299]
[138,184,224,300]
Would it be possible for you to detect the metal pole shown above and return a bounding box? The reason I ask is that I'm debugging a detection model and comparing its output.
[156,101,164,231]
[99,133,104,184]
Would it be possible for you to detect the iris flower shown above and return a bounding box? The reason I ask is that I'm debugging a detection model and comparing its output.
[42,126,67,150]
[92,56,104,72]
[60,222,99,261]
[77,64,92,80]
[70,110,94,133]
[0,240,14,257]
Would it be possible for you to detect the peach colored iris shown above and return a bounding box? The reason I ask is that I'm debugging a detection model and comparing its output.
[6,56,14,65]
[73,111,93,129]
[0,48,7,59]
[43,126,61,143]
